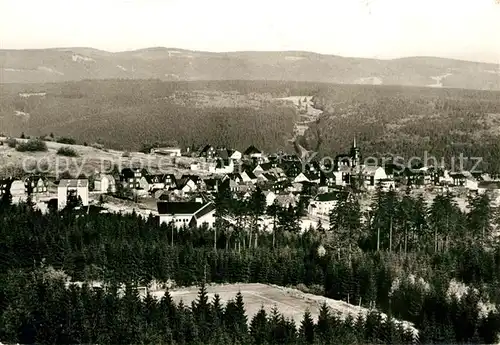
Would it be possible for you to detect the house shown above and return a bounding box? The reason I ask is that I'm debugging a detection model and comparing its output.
[24,176,48,195]
[281,161,302,179]
[0,178,12,198]
[335,138,361,169]
[223,173,243,185]
[273,179,292,193]
[199,145,217,159]
[176,175,205,194]
[228,150,242,161]
[362,166,388,189]
[94,174,116,193]
[57,179,89,210]
[204,178,221,193]
[275,193,298,208]
[320,171,336,187]
[307,192,343,217]
[465,178,479,191]
[294,172,320,184]
[263,190,276,207]
[145,175,165,191]
[157,201,216,228]
[180,175,205,190]
[449,172,467,187]
[253,162,275,176]
[217,148,242,162]
[241,171,258,184]
[478,181,500,205]
[333,165,352,186]
[212,158,234,174]
[178,179,198,193]
[120,168,148,189]
[10,180,27,203]
[150,147,182,157]
[257,173,278,184]
[162,174,177,190]
[244,145,264,162]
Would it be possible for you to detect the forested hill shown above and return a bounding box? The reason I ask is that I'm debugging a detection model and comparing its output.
[302,84,500,173]
[3,80,500,164]
[2,187,500,344]
[1,47,500,90]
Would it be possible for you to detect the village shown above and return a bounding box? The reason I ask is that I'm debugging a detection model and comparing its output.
[2,134,500,232]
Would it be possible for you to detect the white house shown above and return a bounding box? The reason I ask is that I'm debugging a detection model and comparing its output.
[212,159,235,174]
[362,166,388,189]
[263,190,276,207]
[145,175,165,191]
[465,178,479,191]
[229,150,242,161]
[94,174,116,193]
[294,172,320,184]
[10,180,27,203]
[158,201,216,228]
[307,193,339,217]
[294,173,310,184]
[57,179,89,210]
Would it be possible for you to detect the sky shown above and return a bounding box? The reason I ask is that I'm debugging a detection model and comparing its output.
[1,0,500,63]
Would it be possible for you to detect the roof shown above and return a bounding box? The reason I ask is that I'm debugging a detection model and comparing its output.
[478,181,500,189]
[257,162,273,171]
[157,201,207,215]
[121,168,148,177]
[315,192,345,202]
[216,159,231,168]
[194,202,216,218]
[95,174,115,182]
[145,175,162,184]
[217,149,230,160]
[337,165,351,173]
[449,172,467,179]
[58,179,88,188]
[244,145,261,155]
[244,171,257,179]
[262,173,277,181]
[200,145,215,153]
[362,166,383,176]
[225,173,242,181]
[304,172,320,180]
[0,178,13,189]
[204,178,220,188]
[181,175,201,183]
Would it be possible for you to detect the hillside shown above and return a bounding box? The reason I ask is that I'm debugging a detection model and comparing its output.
[300,84,500,173]
[0,80,301,151]
[4,80,500,166]
[0,137,202,178]
[1,47,500,90]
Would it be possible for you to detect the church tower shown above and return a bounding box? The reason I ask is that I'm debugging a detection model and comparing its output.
[350,136,361,168]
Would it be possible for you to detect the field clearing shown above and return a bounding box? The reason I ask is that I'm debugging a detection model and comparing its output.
[149,283,417,336]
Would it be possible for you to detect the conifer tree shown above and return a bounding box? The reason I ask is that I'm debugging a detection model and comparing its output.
[250,306,269,345]
[194,281,212,339]
[299,309,315,344]
[316,302,332,342]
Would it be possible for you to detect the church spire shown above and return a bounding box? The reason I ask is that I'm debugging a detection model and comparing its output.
[353,135,356,149]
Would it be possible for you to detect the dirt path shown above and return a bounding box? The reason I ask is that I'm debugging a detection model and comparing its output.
[275,96,323,143]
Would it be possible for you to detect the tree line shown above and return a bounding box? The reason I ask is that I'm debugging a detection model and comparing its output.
[2,187,500,343]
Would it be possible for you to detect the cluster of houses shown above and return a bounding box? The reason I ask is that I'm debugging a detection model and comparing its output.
[3,140,500,228]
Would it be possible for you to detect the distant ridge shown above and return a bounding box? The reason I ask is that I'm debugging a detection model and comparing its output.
[1,47,499,90]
